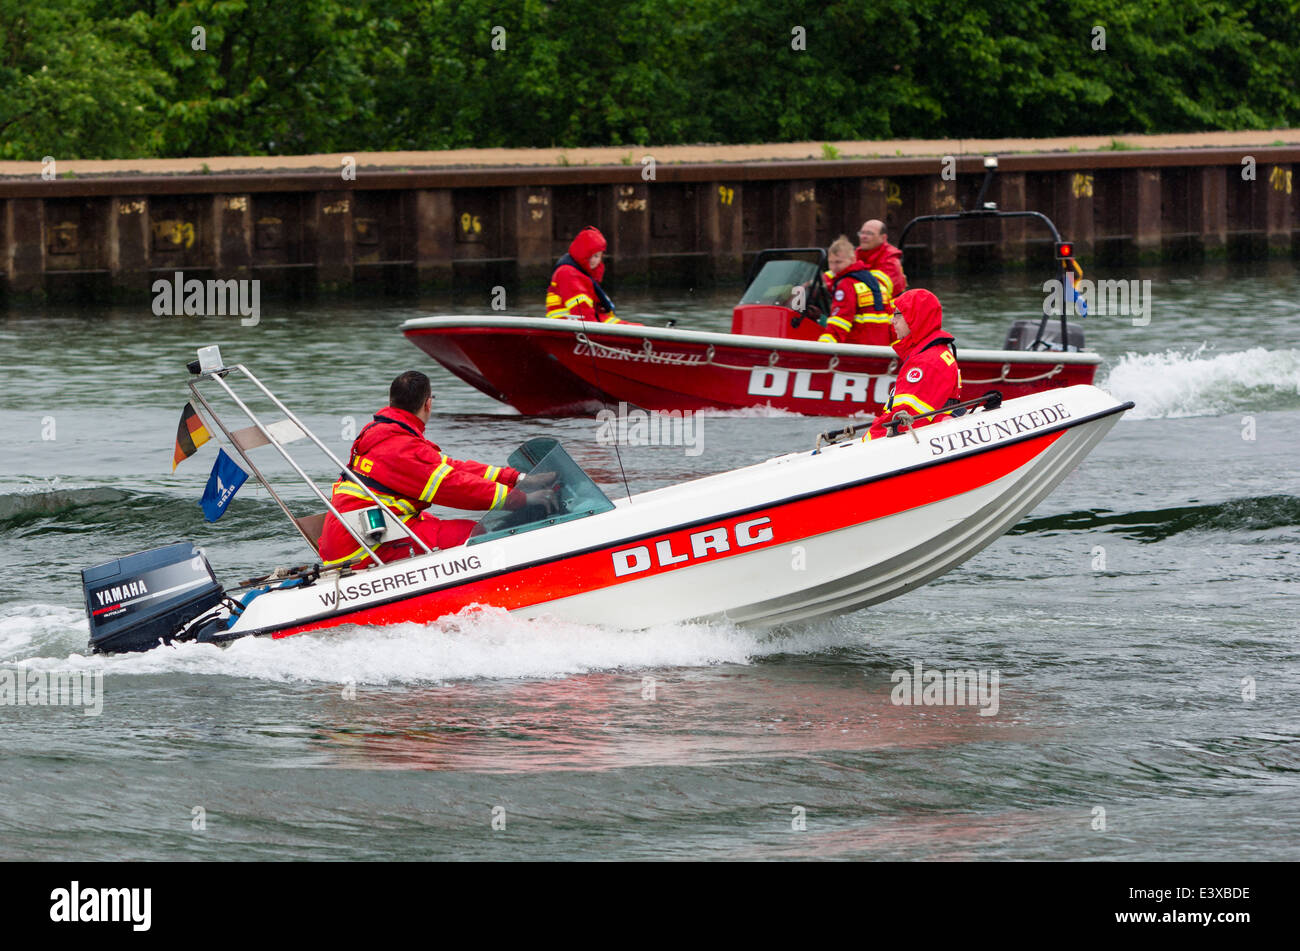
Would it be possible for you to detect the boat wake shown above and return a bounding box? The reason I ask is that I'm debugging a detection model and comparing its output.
[0,603,868,685]
[0,604,85,661]
[0,486,132,524]
[0,485,301,542]
[1012,494,1300,543]
[1102,346,1300,419]
[692,404,807,419]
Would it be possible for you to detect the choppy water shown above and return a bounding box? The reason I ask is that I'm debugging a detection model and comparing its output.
[2,261,1298,860]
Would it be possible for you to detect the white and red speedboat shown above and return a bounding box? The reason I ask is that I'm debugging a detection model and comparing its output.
[82,347,1132,654]
[403,194,1100,417]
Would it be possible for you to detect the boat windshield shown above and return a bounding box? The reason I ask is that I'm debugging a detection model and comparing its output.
[737,258,824,307]
[468,437,615,544]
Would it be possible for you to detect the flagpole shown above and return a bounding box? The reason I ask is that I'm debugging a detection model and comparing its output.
[226,365,435,556]
[185,382,365,560]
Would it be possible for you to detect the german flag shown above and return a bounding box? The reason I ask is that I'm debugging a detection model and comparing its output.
[172,402,211,471]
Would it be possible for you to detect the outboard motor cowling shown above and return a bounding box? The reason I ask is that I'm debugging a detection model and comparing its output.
[82,542,225,654]
[1004,319,1085,353]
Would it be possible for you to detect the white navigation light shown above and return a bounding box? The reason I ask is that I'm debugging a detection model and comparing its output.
[197,345,224,373]
[984,156,999,169]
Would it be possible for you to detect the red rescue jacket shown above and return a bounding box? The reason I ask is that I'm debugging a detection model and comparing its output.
[867,289,962,440]
[818,261,896,347]
[547,227,629,324]
[318,407,524,565]
[857,241,907,297]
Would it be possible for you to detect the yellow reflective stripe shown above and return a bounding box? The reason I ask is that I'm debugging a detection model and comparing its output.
[601,315,624,323]
[853,273,893,309]
[545,293,560,306]
[827,316,852,332]
[854,314,891,324]
[484,465,500,482]
[322,544,366,567]
[489,483,509,510]
[817,333,837,343]
[335,480,417,518]
[547,309,572,318]
[380,496,417,517]
[891,393,936,415]
[419,460,455,502]
[564,294,593,309]
[334,481,376,502]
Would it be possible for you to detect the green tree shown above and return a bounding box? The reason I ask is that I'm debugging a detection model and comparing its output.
[5,0,1298,159]
[0,0,165,159]
[93,0,408,155]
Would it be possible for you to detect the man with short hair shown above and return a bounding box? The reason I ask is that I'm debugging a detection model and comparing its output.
[817,235,895,346]
[317,371,556,567]
[856,219,907,296]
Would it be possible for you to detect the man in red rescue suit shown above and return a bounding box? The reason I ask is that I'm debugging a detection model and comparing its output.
[318,371,557,567]
[856,219,907,297]
[546,226,638,324]
[866,288,963,440]
[817,235,896,346]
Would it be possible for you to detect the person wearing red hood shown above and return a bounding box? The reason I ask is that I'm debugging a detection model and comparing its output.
[546,226,634,324]
[856,219,907,297]
[318,371,557,568]
[866,289,962,441]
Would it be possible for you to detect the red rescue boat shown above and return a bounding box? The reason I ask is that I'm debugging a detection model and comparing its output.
[401,315,1098,416]
[403,183,1100,417]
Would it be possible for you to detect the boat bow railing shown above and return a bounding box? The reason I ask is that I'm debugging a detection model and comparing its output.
[814,390,1005,450]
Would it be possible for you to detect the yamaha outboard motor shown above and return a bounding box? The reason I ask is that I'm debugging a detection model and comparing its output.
[82,542,225,653]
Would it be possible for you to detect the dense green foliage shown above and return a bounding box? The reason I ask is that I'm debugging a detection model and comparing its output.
[2,0,1297,159]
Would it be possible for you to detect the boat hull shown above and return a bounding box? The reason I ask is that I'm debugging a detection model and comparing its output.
[220,385,1130,642]
[401,316,1101,417]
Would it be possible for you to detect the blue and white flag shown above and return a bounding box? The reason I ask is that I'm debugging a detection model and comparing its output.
[199,448,249,521]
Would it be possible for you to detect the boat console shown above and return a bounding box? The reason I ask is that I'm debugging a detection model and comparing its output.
[730,157,1088,354]
[469,437,615,543]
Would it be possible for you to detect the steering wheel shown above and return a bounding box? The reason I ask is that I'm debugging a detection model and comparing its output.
[810,277,832,322]
[791,277,832,329]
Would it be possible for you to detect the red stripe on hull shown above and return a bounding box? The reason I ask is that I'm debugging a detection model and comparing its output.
[268,430,1063,640]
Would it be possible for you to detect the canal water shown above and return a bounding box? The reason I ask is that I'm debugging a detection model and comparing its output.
[1,260,1297,860]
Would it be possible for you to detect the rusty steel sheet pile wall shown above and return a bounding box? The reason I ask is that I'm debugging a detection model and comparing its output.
[1,149,1296,304]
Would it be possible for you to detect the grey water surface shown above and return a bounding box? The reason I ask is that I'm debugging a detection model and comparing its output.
[1,261,1297,860]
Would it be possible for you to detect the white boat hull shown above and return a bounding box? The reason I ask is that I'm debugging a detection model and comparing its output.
[511,397,1117,628]
[222,385,1130,641]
